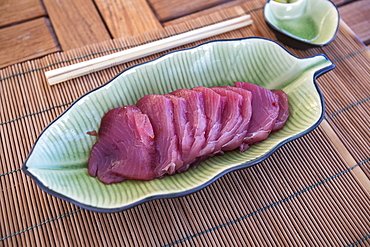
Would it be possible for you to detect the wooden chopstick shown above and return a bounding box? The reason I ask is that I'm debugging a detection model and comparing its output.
[45,15,252,85]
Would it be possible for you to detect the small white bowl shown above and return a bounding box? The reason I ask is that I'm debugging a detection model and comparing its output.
[269,0,307,19]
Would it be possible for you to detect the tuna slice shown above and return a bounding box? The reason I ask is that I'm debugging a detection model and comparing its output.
[164,94,194,172]
[191,86,225,156]
[170,89,207,168]
[271,90,290,131]
[215,86,253,152]
[136,94,183,177]
[210,87,244,152]
[234,81,279,145]
[88,106,156,184]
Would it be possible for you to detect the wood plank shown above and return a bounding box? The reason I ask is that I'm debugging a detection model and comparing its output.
[338,0,370,45]
[42,0,111,50]
[163,0,247,26]
[0,0,46,27]
[94,0,163,38]
[331,0,354,6]
[148,0,233,21]
[0,18,59,68]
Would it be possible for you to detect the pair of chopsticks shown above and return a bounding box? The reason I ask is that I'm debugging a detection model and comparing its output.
[45,15,252,85]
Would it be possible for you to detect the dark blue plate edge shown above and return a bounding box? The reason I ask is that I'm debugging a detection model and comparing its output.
[263,0,340,50]
[22,36,335,213]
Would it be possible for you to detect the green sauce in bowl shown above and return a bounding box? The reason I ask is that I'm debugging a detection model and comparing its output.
[278,16,319,41]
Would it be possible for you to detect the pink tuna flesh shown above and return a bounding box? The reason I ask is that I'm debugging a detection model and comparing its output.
[215,86,253,152]
[136,94,183,177]
[271,90,290,131]
[88,106,156,184]
[88,83,289,184]
[210,87,244,152]
[164,94,195,171]
[191,86,225,156]
[234,81,279,145]
[170,89,207,169]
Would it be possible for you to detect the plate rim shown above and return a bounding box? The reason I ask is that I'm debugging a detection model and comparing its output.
[22,36,334,213]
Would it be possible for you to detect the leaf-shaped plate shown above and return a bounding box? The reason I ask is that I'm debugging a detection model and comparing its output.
[23,37,334,212]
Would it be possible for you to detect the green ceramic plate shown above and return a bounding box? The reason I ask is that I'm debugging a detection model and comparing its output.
[23,37,334,212]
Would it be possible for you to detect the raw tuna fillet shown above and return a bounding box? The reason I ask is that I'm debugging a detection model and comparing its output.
[210,87,244,152]
[164,94,194,171]
[234,81,279,145]
[215,86,253,152]
[170,89,207,168]
[136,94,183,177]
[88,82,290,184]
[271,90,290,131]
[88,106,156,184]
[191,86,226,156]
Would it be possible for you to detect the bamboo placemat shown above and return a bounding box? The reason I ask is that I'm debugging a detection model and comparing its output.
[1,0,369,246]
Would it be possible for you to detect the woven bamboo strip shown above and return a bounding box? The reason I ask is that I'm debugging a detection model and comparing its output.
[301,133,369,238]
[321,120,370,190]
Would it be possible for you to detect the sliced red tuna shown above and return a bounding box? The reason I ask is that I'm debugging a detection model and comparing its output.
[88,106,156,184]
[88,138,127,184]
[271,90,290,131]
[234,81,279,145]
[136,94,183,177]
[210,87,244,152]
[215,86,253,152]
[170,89,207,169]
[191,86,226,156]
[164,94,194,171]
[89,83,290,184]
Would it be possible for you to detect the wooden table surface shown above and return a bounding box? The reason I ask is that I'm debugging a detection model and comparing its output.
[0,0,369,68]
[1,0,369,246]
